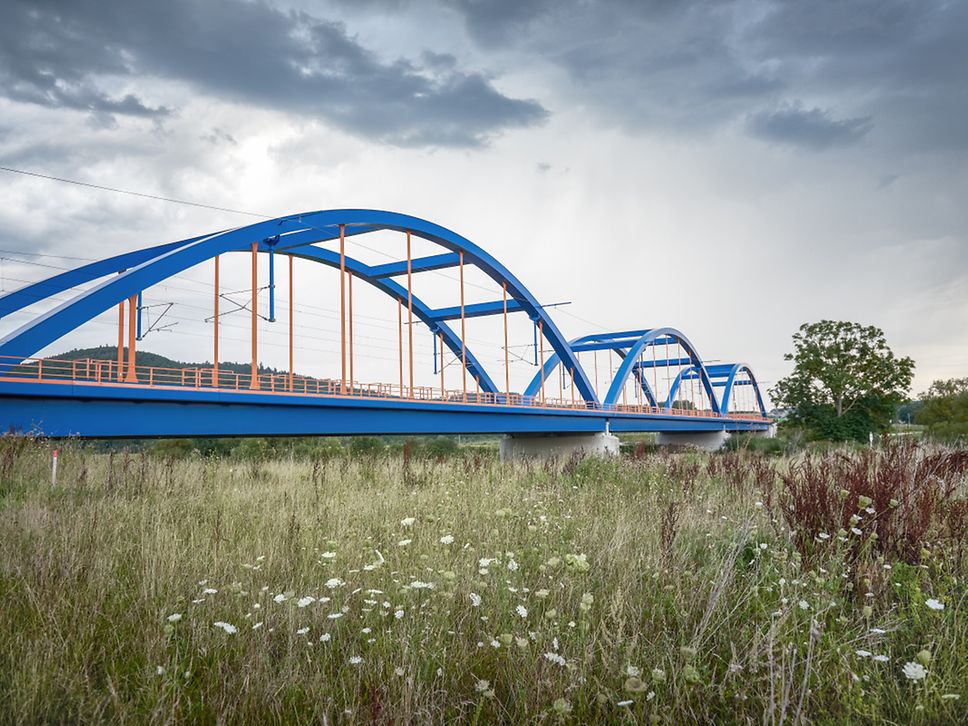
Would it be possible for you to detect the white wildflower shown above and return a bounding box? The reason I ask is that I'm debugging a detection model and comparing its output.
[213,621,238,635]
[469,592,482,607]
[902,662,927,681]
[409,581,435,590]
[325,578,344,590]
[516,605,528,618]
[544,652,566,667]
[439,535,455,545]
[327,612,344,620]
[617,700,634,707]
[297,596,315,608]
[925,598,945,611]
[166,613,183,623]
[394,609,405,619]
[320,551,337,559]
[273,593,287,603]
[202,588,218,595]
[873,655,889,662]
[349,656,363,665]
[296,627,309,635]
[400,517,416,527]
[319,633,331,642]
[855,650,872,658]
[398,539,412,547]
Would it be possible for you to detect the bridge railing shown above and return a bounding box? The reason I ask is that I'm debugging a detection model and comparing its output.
[0,355,770,422]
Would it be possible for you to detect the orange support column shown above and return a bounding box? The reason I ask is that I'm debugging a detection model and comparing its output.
[459,251,466,401]
[348,271,354,392]
[438,332,445,399]
[406,231,414,398]
[116,285,125,382]
[503,281,510,403]
[339,224,346,394]
[398,299,404,395]
[125,295,138,382]
[538,320,545,405]
[288,254,294,391]
[213,255,220,387]
[250,242,260,389]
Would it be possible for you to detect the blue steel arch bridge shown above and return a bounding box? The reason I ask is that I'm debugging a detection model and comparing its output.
[0,209,770,441]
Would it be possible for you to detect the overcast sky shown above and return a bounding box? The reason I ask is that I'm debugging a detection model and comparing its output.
[1,0,966,403]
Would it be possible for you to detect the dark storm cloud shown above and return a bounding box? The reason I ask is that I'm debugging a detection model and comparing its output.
[444,0,968,152]
[0,0,546,147]
[747,105,873,151]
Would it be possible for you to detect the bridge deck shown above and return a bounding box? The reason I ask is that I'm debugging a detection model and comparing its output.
[0,355,769,439]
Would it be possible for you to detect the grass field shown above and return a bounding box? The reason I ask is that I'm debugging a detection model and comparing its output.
[0,439,965,723]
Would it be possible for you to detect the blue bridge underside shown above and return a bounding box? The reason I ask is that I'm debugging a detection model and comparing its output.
[0,382,770,439]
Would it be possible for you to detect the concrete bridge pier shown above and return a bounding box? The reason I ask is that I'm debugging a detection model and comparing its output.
[500,431,620,461]
[656,429,730,451]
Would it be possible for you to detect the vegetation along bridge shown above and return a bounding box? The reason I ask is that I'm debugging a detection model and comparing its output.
[0,210,771,454]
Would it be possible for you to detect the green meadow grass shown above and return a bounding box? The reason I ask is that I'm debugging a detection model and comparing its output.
[0,441,964,724]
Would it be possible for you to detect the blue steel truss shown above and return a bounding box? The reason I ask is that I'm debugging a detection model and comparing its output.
[0,208,771,437]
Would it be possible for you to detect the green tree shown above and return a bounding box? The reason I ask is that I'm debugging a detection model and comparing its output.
[916,377,968,440]
[771,320,914,442]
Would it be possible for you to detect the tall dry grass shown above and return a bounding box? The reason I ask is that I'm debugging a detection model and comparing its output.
[0,439,965,723]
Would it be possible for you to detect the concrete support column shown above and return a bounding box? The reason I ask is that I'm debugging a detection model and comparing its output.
[655,430,730,451]
[500,432,620,461]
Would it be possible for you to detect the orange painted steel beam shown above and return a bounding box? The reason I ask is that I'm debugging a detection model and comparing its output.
[538,319,545,405]
[459,251,466,402]
[250,242,260,390]
[116,299,124,382]
[398,298,404,395]
[339,224,346,395]
[503,281,510,403]
[406,231,414,398]
[288,254,294,392]
[125,295,138,383]
[438,331,444,399]
[213,256,220,388]
[348,271,354,392]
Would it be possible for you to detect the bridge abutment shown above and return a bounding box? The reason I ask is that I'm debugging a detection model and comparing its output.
[499,432,620,461]
[655,429,730,451]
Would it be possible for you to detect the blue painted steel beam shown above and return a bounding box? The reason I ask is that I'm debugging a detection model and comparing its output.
[570,337,678,353]
[0,210,597,404]
[0,237,204,319]
[633,357,692,370]
[428,299,524,322]
[0,381,771,438]
[368,253,462,279]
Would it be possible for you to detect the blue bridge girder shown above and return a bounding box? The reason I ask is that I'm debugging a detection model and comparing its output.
[0,208,771,438]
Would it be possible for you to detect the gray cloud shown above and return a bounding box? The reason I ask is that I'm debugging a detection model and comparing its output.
[0,0,546,147]
[746,104,873,150]
[443,0,968,152]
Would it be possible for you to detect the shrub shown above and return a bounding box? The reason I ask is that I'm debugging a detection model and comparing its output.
[780,441,968,563]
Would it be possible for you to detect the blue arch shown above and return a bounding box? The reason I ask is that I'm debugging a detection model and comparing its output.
[523,330,659,406]
[716,363,768,417]
[0,210,595,401]
[601,328,721,413]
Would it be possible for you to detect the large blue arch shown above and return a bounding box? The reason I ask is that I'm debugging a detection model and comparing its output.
[0,210,596,401]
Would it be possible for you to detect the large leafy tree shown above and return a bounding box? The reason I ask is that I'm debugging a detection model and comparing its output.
[916,378,968,440]
[771,321,915,441]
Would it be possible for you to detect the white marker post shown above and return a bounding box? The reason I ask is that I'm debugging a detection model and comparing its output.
[51,448,59,489]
